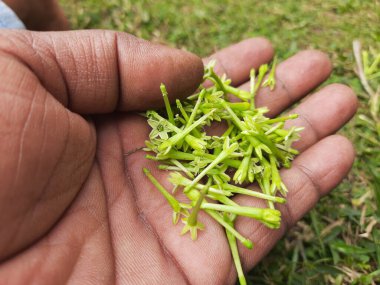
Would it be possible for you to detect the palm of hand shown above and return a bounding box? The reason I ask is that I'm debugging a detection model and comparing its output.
[0,31,357,284]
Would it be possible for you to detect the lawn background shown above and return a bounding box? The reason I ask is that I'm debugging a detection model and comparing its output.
[59,0,380,284]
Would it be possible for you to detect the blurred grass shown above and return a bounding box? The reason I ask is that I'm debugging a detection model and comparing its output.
[59,0,380,284]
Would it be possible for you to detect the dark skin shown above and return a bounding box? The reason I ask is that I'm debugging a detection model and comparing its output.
[0,4,357,284]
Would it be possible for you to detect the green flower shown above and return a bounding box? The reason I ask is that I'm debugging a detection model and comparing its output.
[180,217,205,240]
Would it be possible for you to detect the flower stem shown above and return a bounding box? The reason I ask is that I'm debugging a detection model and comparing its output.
[205,209,253,249]
[143,168,180,213]
[160,84,174,125]
[184,142,239,192]
[170,159,194,179]
[187,179,211,227]
[222,183,286,203]
[225,216,247,285]
[264,114,298,124]
[254,64,269,94]
[186,89,205,128]
[154,150,241,168]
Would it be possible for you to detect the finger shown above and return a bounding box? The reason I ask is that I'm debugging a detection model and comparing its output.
[231,135,355,272]
[0,30,203,114]
[203,38,274,86]
[239,50,333,117]
[285,83,358,152]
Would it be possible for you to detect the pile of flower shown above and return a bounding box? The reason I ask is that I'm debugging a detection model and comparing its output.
[143,60,303,284]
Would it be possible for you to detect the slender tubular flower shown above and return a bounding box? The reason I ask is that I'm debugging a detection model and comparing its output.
[160,84,175,125]
[143,168,188,224]
[181,179,212,240]
[263,56,277,90]
[201,203,281,229]
[222,183,286,203]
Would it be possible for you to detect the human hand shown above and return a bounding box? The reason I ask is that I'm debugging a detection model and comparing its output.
[0,30,357,284]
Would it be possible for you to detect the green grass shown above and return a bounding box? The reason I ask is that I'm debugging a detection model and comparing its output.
[59,0,380,284]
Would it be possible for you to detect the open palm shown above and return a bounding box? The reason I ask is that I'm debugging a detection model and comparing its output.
[0,30,357,284]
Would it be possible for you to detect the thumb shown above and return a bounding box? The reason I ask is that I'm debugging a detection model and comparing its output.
[0,30,203,114]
